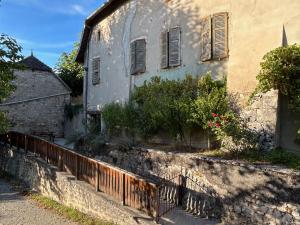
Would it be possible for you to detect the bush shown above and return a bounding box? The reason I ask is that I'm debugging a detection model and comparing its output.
[265,148,300,169]
[102,73,232,148]
[251,44,300,143]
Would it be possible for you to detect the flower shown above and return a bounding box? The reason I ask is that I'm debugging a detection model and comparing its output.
[208,121,213,127]
[212,113,218,118]
[215,122,221,128]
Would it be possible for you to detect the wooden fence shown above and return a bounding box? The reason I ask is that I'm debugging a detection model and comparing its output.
[1,132,159,219]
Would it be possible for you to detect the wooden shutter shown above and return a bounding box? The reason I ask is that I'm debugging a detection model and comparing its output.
[92,58,100,85]
[135,39,146,74]
[168,27,181,67]
[200,16,212,61]
[130,42,136,75]
[161,31,169,69]
[212,12,228,59]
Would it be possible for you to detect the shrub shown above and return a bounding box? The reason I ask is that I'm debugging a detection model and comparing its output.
[102,73,232,148]
[250,44,300,143]
[101,102,124,137]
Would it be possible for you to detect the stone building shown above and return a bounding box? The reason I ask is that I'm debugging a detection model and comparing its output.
[75,0,300,153]
[0,54,71,137]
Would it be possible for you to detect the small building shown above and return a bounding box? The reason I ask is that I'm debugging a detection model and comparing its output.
[0,54,71,137]
[76,0,300,153]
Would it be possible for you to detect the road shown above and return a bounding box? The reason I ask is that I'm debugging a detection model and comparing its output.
[0,179,76,225]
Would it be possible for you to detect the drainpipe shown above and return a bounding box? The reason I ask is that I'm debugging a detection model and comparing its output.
[84,26,92,135]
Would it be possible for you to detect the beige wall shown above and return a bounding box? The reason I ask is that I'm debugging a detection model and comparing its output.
[85,0,300,111]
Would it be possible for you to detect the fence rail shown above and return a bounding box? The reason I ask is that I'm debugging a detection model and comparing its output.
[0,132,159,219]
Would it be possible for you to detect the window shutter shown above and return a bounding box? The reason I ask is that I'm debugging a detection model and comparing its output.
[168,27,181,67]
[212,12,228,59]
[135,39,146,74]
[130,42,136,75]
[161,31,169,69]
[200,16,212,61]
[92,58,100,85]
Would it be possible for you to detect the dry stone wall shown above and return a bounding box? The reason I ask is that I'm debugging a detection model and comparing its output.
[0,147,156,225]
[97,147,300,225]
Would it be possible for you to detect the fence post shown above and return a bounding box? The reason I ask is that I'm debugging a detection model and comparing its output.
[46,143,49,163]
[9,133,12,148]
[178,174,185,206]
[75,155,79,179]
[58,149,62,171]
[155,187,160,223]
[122,173,126,206]
[24,135,28,154]
[16,135,19,150]
[95,163,99,192]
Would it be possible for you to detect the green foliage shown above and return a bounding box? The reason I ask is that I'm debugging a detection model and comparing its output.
[56,43,84,97]
[251,44,300,108]
[192,75,230,130]
[64,104,83,120]
[208,112,258,151]
[0,34,23,134]
[250,44,300,143]
[265,148,300,170]
[101,102,125,137]
[102,73,231,147]
[296,128,300,144]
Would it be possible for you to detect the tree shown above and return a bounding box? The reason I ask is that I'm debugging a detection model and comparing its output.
[0,34,23,134]
[56,43,84,97]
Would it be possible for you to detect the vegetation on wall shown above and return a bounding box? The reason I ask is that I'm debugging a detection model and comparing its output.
[64,103,83,120]
[0,34,23,134]
[56,43,84,97]
[250,44,300,144]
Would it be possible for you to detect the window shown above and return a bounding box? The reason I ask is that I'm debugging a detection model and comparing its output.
[97,30,101,42]
[130,39,146,75]
[161,27,181,69]
[92,57,100,85]
[200,12,228,61]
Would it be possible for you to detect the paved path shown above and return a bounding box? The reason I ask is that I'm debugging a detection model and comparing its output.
[0,179,76,225]
[160,207,220,225]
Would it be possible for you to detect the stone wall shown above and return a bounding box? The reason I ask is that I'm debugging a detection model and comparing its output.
[0,94,70,137]
[0,69,71,137]
[0,147,156,225]
[97,147,300,225]
[64,109,85,139]
[239,90,280,151]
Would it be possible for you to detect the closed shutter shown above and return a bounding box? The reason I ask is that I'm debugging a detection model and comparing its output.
[168,27,181,67]
[212,12,228,59]
[131,39,146,75]
[200,16,212,61]
[92,58,100,85]
[161,31,169,69]
[135,39,146,74]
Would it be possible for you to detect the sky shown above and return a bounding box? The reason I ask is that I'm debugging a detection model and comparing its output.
[0,0,105,68]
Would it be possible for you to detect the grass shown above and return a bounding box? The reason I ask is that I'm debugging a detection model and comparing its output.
[28,194,117,225]
[201,148,300,170]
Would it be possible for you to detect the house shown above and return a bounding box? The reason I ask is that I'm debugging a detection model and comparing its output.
[76,0,300,153]
[0,54,71,137]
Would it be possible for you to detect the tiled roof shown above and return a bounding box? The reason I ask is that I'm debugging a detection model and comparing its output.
[20,55,53,72]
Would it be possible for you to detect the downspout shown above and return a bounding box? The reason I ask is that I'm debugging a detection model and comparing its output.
[122,0,137,99]
[84,26,92,134]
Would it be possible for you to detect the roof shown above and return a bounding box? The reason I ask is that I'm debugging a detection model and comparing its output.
[19,55,72,93]
[20,55,53,72]
[76,0,128,63]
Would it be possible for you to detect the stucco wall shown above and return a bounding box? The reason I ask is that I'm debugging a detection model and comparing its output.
[84,0,300,150]
[86,0,300,108]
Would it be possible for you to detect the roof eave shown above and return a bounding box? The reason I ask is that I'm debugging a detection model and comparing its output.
[75,0,129,64]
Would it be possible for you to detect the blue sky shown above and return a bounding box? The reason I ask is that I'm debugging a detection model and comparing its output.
[0,0,105,68]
